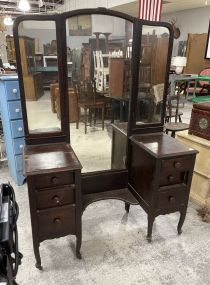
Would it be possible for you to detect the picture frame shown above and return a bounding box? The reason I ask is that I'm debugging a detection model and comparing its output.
[205,20,210,59]
[68,15,92,36]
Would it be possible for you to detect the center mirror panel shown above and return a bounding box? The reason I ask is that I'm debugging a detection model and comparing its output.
[65,14,133,173]
[135,25,170,125]
[18,20,61,133]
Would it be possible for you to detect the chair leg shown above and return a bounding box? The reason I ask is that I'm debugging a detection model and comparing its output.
[171,131,175,138]
[84,107,87,134]
[102,106,105,130]
[178,115,182,122]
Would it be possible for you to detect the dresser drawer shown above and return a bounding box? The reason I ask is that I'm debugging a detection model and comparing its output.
[159,172,186,186]
[37,205,76,241]
[8,101,22,120]
[36,185,75,210]
[34,171,74,189]
[161,156,192,174]
[11,120,24,138]
[5,81,20,101]
[13,138,25,155]
[157,185,186,213]
[15,154,23,172]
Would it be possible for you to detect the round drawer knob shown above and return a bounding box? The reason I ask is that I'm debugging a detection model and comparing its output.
[51,176,58,184]
[168,175,175,182]
[174,161,181,169]
[15,108,20,113]
[52,195,60,204]
[168,196,175,203]
[12,88,17,94]
[19,144,23,149]
[18,127,23,132]
[54,218,61,225]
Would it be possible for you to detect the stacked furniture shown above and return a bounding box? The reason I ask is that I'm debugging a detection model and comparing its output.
[0,75,25,185]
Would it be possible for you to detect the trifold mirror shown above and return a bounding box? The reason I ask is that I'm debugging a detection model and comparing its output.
[14,10,173,173]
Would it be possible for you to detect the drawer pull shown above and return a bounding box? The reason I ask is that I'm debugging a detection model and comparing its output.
[12,88,17,94]
[54,218,61,225]
[168,196,175,203]
[174,161,181,169]
[51,176,58,184]
[168,175,175,182]
[19,144,24,149]
[15,108,20,113]
[52,195,60,204]
[18,127,23,132]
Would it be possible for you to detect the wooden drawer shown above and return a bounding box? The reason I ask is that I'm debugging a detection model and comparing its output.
[37,204,76,241]
[161,156,192,174]
[8,101,22,120]
[156,185,186,213]
[5,81,20,101]
[13,137,25,155]
[11,120,24,138]
[159,172,186,186]
[34,171,74,189]
[36,185,75,209]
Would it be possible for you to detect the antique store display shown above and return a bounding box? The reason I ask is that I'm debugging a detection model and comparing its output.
[14,8,197,269]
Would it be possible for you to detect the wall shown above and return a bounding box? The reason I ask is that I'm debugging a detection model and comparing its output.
[162,7,210,56]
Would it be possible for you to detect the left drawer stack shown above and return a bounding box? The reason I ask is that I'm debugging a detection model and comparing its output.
[0,76,25,185]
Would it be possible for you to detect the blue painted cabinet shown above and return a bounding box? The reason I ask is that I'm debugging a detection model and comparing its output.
[0,75,25,185]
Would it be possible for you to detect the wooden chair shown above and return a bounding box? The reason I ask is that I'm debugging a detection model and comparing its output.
[74,80,105,134]
[164,93,189,138]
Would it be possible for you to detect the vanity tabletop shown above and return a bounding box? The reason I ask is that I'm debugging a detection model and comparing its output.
[130,133,198,158]
[24,142,82,176]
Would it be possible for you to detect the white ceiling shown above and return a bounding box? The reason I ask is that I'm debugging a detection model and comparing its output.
[111,0,210,16]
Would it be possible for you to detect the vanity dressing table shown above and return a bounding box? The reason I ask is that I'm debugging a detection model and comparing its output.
[14,8,197,269]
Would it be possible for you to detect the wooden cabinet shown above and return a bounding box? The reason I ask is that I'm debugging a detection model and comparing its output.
[19,36,43,101]
[129,133,198,241]
[24,143,82,269]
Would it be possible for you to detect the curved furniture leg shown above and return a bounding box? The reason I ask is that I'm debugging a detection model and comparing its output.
[147,215,155,242]
[177,209,187,235]
[76,235,82,259]
[125,202,130,213]
[34,243,42,270]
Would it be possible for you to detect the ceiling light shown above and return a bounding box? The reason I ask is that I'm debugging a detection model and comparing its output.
[18,0,31,12]
[205,0,208,5]
[4,15,13,26]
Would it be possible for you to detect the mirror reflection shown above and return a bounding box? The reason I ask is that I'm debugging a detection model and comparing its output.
[18,20,61,133]
[136,25,169,125]
[64,15,133,172]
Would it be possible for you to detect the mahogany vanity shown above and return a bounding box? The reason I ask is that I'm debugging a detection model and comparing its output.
[14,8,197,270]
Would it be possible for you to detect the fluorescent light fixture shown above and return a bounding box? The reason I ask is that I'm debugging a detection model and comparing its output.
[18,0,31,12]
[4,16,13,26]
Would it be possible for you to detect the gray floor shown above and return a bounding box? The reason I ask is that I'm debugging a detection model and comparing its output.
[1,97,210,285]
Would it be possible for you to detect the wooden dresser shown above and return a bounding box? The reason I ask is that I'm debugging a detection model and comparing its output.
[129,133,198,241]
[24,142,82,269]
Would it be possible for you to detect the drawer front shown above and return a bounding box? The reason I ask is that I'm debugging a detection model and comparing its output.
[11,120,24,138]
[34,171,74,189]
[36,185,75,210]
[157,186,186,213]
[8,101,22,120]
[161,156,192,174]
[13,137,25,155]
[160,172,185,186]
[37,205,76,240]
[5,81,20,101]
[15,154,23,172]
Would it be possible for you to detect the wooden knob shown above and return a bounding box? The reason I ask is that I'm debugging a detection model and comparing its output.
[174,161,181,169]
[52,195,60,204]
[168,175,175,182]
[168,196,175,203]
[51,176,58,184]
[54,218,61,225]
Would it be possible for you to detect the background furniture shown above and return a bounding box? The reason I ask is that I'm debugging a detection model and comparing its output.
[19,36,43,101]
[177,130,210,222]
[0,75,25,185]
[191,74,210,103]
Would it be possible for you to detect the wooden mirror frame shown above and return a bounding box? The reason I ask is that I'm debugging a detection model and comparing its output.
[14,8,173,145]
[205,20,210,59]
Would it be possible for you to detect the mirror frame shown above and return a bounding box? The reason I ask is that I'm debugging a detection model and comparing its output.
[14,8,173,145]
